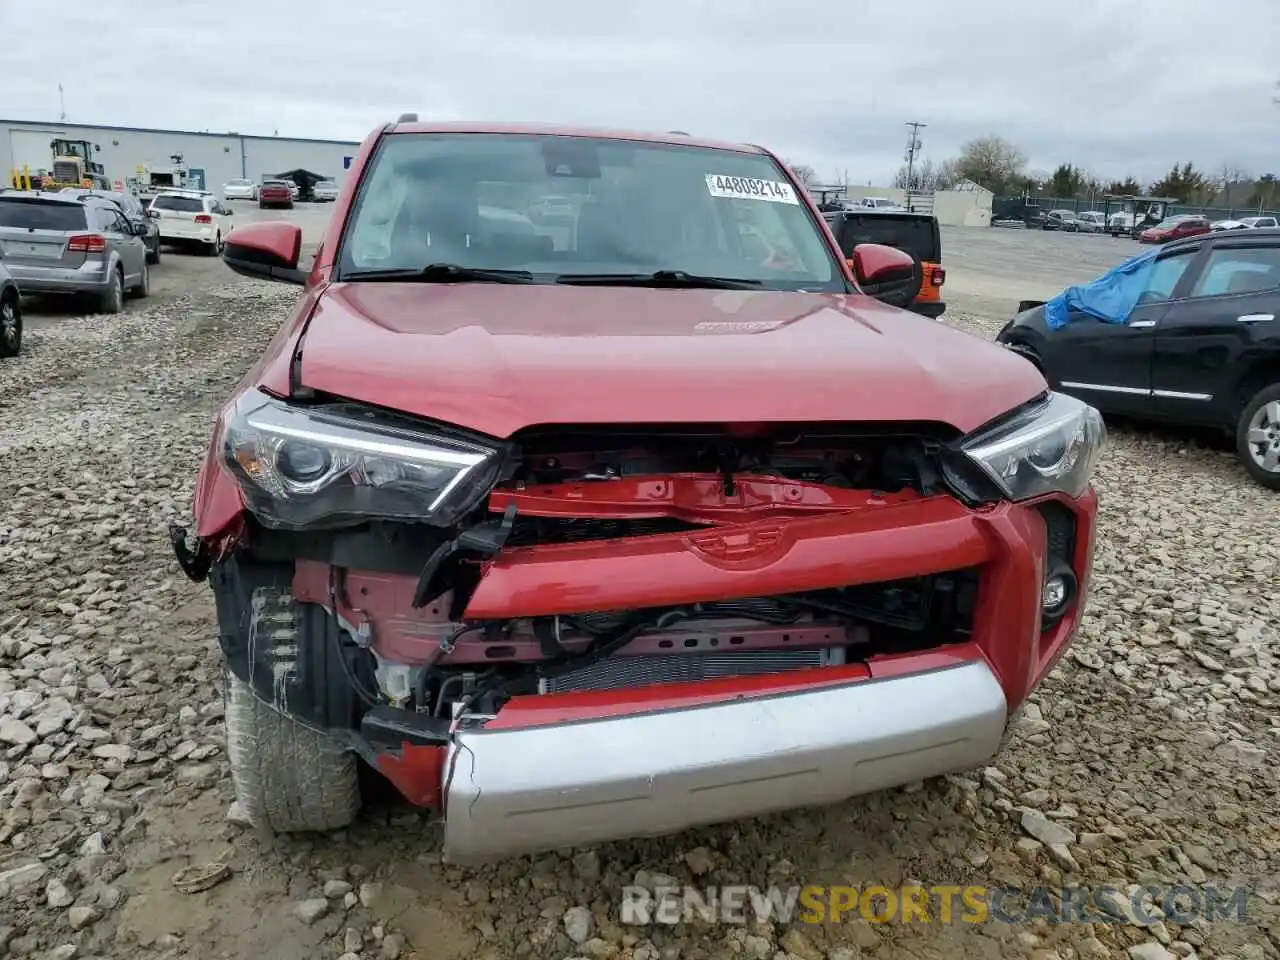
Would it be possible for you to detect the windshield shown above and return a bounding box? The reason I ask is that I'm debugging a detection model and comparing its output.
[337,132,843,290]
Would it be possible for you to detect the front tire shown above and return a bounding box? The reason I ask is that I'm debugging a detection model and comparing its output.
[224,668,361,834]
[1238,384,1280,490]
[0,291,21,358]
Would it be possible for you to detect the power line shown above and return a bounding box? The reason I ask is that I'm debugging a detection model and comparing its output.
[904,121,927,192]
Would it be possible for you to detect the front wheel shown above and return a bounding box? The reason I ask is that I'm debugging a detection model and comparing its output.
[1238,384,1280,490]
[224,667,362,834]
[0,291,21,358]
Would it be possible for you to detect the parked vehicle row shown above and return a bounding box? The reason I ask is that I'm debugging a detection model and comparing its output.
[0,185,239,357]
[1212,215,1278,231]
[218,177,340,205]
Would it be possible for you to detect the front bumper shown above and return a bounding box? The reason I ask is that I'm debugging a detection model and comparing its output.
[441,657,1007,862]
[5,260,114,295]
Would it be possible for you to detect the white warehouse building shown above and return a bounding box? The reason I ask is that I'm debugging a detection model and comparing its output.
[1,117,361,194]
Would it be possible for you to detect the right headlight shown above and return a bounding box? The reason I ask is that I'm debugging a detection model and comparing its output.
[948,392,1106,502]
[219,389,503,530]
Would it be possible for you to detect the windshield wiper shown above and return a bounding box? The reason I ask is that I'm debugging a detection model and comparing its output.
[347,262,539,284]
[556,270,764,290]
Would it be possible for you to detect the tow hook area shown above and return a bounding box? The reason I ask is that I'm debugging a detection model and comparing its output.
[169,525,211,583]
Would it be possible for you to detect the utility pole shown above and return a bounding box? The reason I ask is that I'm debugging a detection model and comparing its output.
[58,83,66,122]
[904,121,926,192]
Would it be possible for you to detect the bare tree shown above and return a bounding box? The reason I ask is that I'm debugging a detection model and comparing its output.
[1215,163,1253,204]
[1220,163,1252,186]
[955,136,1028,194]
[893,158,959,192]
[783,160,818,188]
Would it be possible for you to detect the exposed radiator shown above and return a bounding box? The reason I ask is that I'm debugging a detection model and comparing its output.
[541,647,846,694]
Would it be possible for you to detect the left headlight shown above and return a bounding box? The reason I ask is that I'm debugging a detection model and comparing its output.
[949,391,1105,502]
[221,390,502,530]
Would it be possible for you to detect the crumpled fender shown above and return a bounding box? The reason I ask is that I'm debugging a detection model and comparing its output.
[192,428,246,556]
[191,285,328,555]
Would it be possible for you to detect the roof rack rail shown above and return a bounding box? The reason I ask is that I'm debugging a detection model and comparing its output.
[397,112,418,123]
[667,130,691,135]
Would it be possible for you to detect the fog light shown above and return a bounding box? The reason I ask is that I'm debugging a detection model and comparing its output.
[1043,575,1068,610]
[1041,564,1077,621]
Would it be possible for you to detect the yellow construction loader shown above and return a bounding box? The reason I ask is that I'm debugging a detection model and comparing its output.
[8,138,111,192]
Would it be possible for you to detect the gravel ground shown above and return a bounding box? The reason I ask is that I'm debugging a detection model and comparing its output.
[1,221,1278,960]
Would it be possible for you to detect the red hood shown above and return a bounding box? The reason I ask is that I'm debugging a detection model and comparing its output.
[290,284,1045,436]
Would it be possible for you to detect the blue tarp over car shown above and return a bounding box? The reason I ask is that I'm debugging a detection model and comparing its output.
[1044,248,1159,330]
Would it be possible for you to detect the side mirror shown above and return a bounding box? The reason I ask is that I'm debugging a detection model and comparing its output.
[222,222,306,285]
[131,221,149,236]
[848,243,919,309]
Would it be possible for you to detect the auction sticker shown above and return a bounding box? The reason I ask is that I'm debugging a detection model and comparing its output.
[705,174,798,205]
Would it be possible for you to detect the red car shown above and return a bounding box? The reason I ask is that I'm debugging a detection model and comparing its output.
[173,120,1103,864]
[1139,215,1210,244]
[258,179,293,209]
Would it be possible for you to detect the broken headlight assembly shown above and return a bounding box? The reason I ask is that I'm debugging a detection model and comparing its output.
[944,391,1105,502]
[220,390,502,530]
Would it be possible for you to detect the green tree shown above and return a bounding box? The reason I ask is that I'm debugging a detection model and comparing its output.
[1106,177,1143,195]
[1048,163,1085,198]
[1150,162,1210,202]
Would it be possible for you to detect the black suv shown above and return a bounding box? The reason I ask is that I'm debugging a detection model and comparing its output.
[998,227,1280,488]
[60,188,162,264]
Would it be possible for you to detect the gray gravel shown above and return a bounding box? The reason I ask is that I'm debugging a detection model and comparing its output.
[1,228,1278,960]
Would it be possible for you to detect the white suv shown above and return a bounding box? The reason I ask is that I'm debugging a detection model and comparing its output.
[149,190,235,256]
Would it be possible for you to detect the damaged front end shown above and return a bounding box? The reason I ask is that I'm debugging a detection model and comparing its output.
[175,388,1099,861]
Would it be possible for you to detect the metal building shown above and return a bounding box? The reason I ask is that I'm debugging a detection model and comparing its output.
[0,118,361,194]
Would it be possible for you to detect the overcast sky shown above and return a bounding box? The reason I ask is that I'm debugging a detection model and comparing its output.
[3,0,1277,186]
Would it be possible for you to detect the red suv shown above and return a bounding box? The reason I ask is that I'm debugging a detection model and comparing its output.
[1139,214,1210,244]
[258,179,293,210]
[173,120,1103,863]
